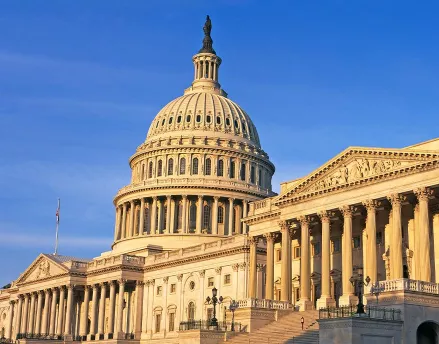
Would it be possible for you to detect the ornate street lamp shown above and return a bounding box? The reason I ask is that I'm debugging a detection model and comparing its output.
[229,300,239,331]
[206,287,223,327]
[370,281,385,304]
[349,268,370,314]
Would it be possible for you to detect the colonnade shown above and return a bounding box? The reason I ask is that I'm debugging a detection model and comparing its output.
[248,187,438,310]
[115,195,249,241]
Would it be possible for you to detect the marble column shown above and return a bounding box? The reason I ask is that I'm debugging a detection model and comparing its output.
[157,198,163,234]
[165,196,171,234]
[198,272,205,320]
[212,196,219,235]
[28,292,36,334]
[56,287,65,336]
[196,195,203,234]
[243,200,248,233]
[162,278,168,331]
[108,281,116,336]
[49,288,58,336]
[146,280,155,335]
[182,195,188,233]
[235,203,242,234]
[141,282,149,339]
[129,200,135,237]
[299,216,312,311]
[151,197,157,234]
[64,285,74,336]
[121,203,127,239]
[41,289,51,335]
[116,280,126,338]
[34,292,43,334]
[114,206,121,241]
[228,198,234,235]
[415,187,433,282]
[21,294,29,334]
[170,198,176,233]
[339,206,356,306]
[249,237,258,298]
[280,221,291,302]
[175,276,183,333]
[388,194,405,279]
[79,286,90,337]
[413,203,420,280]
[138,198,145,235]
[317,211,336,309]
[134,281,144,339]
[15,297,23,337]
[264,233,275,300]
[7,301,15,339]
[97,283,106,336]
[363,200,380,283]
[90,284,98,336]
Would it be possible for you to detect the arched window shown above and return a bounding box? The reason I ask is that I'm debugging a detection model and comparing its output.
[157,160,163,177]
[203,204,211,230]
[143,207,150,234]
[217,160,224,177]
[168,158,174,176]
[188,302,195,321]
[190,202,197,230]
[230,160,235,178]
[218,206,224,224]
[258,168,262,186]
[177,203,183,229]
[148,162,153,179]
[205,158,212,175]
[250,165,255,184]
[180,158,186,175]
[163,206,168,230]
[141,164,145,180]
[192,158,199,174]
[240,162,246,181]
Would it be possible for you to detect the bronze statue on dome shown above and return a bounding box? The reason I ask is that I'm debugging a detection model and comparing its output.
[199,15,216,54]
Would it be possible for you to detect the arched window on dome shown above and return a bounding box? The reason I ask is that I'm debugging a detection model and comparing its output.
[250,165,255,184]
[230,160,236,178]
[141,164,145,180]
[216,116,221,125]
[203,204,211,232]
[192,158,199,175]
[177,115,182,123]
[258,168,263,187]
[234,120,239,129]
[168,158,174,176]
[186,115,191,122]
[217,160,224,177]
[189,202,197,232]
[226,118,231,126]
[148,162,153,179]
[180,158,186,175]
[169,117,173,124]
[144,207,150,234]
[218,206,224,224]
[162,119,166,126]
[205,158,212,175]
[196,114,201,123]
[240,161,246,181]
[177,202,183,230]
[206,115,211,123]
[157,160,163,177]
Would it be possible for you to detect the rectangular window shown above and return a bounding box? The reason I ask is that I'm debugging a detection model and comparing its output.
[208,277,214,287]
[168,313,175,332]
[277,289,281,301]
[293,246,301,259]
[170,283,176,294]
[156,286,162,296]
[295,287,300,302]
[276,249,282,262]
[376,231,383,245]
[155,314,161,333]
[224,274,231,285]
[353,236,361,249]
[312,242,321,256]
[332,238,341,253]
[207,308,213,321]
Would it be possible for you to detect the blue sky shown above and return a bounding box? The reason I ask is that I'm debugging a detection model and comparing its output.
[1,0,438,286]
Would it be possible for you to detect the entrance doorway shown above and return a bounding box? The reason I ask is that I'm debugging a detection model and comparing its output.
[417,322,438,344]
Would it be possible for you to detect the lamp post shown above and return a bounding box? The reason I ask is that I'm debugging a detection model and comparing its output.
[349,268,370,314]
[370,282,385,304]
[205,287,223,327]
[229,300,239,331]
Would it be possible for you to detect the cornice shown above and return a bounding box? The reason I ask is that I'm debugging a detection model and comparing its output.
[244,211,281,226]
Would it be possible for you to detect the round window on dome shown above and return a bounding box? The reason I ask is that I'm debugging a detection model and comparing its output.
[226,118,231,126]
[206,115,211,123]
[169,117,173,124]
[196,115,201,123]
[216,116,221,124]
[162,119,166,126]
[234,120,239,128]
[186,115,191,122]
[189,281,195,290]
[156,121,159,128]
[177,116,182,123]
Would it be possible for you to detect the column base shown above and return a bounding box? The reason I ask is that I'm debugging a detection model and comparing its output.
[297,299,313,311]
[316,296,336,310]
[63,334,73,342]
[338,294,358,307]
[117,332,126,340]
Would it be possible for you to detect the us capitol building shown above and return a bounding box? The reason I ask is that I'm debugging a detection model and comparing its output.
[1,16,439,344]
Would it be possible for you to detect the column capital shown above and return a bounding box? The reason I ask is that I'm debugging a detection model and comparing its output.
[182,194,188,200]
[257,263,265,272]
[44,288,51,295]
[278,220,291,232]
[166,195,172,201]
[149,279,155,286]
[136,280,145,287]
[362,199,381,211]
[387,193,406,206]
[9,300,15,305]
[215,266,222,275]
[232,263,240,272]
[249,236,259,245]
[414,187,434,201]
[122,202,128,209]
[152,196,158,201]
[199,270,205,278]
[108,280,116,287]
[99,282,107,288]
[339,205,354,218]
[318,210,331,223]
[298,215,311,226]
[129,199,134,205]
[213,196,220,201]
[163,277,169,284]
[239,262,247,270]
[177,274,183,282]
[263,232,277,242]
[228,197,235,203]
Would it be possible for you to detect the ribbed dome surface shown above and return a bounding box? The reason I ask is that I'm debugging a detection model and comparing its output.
[145,92,261,148]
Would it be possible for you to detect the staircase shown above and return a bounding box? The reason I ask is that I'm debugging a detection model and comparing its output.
[223,310,319,344]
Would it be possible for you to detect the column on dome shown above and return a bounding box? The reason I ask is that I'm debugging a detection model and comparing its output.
[170,197,176,233]
[316,211,335,309]
[34,292,43,334]
[64,285,74,337]
[363,200,380,283]
[212,196,219,235]
[56,287,65,337]
[388,194,405,279]
[299,216,312,311]
[182,195,188,234]
[249,237,258,298]
[196,195,203,234]
[242,200,248,233]
[339,206,356,306]
[415,187,434,282]
[90,284,98,337]
[98,283,106,337]
[138,198,145,235]
[49,288,58,336]
[108,281,116,336]
[264,232,275,300]
[21,294,29,334]
[41,289,51,335]
[234,202,242,234]
[114,206,121,241]
[121,203,127,239]
[157,198,164,234]
[128,200,135,237]
[228,198,234,236]
[28,292,36,334]
[280,221,291,302]
[166,196,172,234]
[151,197,158,234]
[79,286,90,338]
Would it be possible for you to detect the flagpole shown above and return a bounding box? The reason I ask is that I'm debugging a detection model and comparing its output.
[54,198,60,255]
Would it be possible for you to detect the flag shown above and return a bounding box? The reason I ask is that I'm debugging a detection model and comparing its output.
[56,199,60,224]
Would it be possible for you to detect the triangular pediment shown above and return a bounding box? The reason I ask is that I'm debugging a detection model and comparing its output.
[16,254,70,285]
[276,147,439,205]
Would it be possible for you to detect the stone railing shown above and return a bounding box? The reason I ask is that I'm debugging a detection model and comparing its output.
[237,298,292,310]
[377,279,439,295]
[248,198,279,216]
[87,254,145,271]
